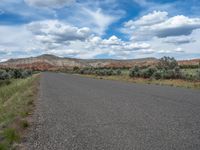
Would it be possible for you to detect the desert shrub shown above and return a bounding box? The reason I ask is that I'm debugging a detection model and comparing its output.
[157,56,178,70]
[129,66,155,78]
[174,66,181,78]
[179,65,199,69]
[140,67,157,78]
[100,69,106,76]
[21,70,29,78]
[79,68,92,75]
[129,70,134,77]
[115,69,122,75]
[153,57,183,79]
[196,69,200,80]
[13,69,23,79]
[79,69,85,74]
[133,66,139,72]
[105,69,114,76]
[8,70,15,78]
[181,73,195,81]
[13,69,32,79]
[152,70,164,80]
[73,66,80,72]
[0,70,11,80]
[151,69,181,80]
[129,66,140,77]
[0,69,32,80]
[162,70,175,79]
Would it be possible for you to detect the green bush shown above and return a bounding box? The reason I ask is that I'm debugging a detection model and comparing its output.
[129,66,140,77]
[73,66,80,72]
[129,66,156,78]
[105,69,114,76]
[0,70,11,80]
[179,65,199,69]
[8,70,15,78]
[181,73,194,81]
[157,56,178,70]
[115,69,122,75]
[162,70,175,79]
[21,70,30,78]
[152,70,163,80]
[140,67,157,78]
[79,69,84,74]
[0,69,32,80]
[174,66,181,78]
[196,70,200,80]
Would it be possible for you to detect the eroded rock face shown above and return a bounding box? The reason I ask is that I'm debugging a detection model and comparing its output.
[0,54,161,71]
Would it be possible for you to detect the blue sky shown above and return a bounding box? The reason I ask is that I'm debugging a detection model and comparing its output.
[0,0,200,61]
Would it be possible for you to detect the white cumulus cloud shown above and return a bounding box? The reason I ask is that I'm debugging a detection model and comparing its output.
[125,11,168,27]
[27,20,91,46]
[124,11,200,40]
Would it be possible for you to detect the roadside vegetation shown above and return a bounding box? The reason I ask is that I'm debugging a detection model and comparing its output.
[0,68,39,150]
[0,69,32,80]
[129,56,200,81]
[71,56,200,89]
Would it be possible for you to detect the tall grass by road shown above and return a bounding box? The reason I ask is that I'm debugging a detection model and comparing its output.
[0,75,39,150]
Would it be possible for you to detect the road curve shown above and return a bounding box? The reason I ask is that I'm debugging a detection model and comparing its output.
[25,72,200,150]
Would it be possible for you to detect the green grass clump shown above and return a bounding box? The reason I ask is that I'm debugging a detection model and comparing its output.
[3,128,20,144]
[0,75,39,149]
[0,128,20,150]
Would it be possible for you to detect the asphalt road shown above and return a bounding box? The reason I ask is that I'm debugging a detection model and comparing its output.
[25,72,200,150]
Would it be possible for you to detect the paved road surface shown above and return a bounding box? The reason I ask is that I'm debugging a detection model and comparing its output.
[26,72,200,150]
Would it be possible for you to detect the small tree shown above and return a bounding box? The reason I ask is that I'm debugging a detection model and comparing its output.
[157,56,178,70]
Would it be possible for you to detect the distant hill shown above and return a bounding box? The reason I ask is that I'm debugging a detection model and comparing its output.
[0,54,158,71]
[0,54,199,71]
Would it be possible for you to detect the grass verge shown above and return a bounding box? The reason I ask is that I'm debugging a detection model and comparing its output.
[80,74,200,90]
[0,74,39,150]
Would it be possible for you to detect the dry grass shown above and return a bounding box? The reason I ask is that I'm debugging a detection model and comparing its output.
[81,74,200,90]
[0,74,39,150]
